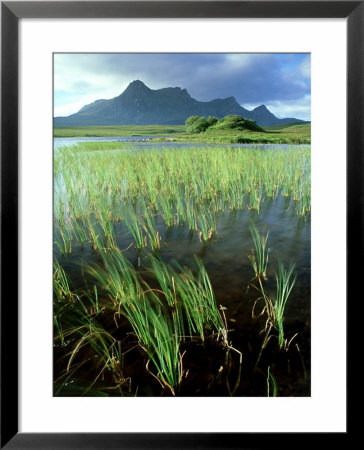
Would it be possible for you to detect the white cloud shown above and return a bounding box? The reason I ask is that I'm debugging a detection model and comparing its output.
[224,54,254,68]
[53,97,100,117]
[300,55,311,78]
[242,94,311,121]
[265,95,311,120]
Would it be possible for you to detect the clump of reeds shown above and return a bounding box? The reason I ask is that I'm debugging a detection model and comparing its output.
[87,249,182,394]
[53,259,128,394]
[197,206,216,242]
[246,226,297,362]
[122,292,182,395]
[53,260,73,303]
[86,249,229,394]
[147,255,225,342]
[53,260,79,345]
[273,262,297,349]
[125,207,147,250]
[54,300,127,396]
[254,262,297,366]
[248,222,270,280]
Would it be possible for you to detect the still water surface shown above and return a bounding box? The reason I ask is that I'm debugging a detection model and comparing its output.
[54,136,310,151]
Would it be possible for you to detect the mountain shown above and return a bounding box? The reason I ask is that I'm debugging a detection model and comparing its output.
[54,80,306,127]
[249,105,303,126]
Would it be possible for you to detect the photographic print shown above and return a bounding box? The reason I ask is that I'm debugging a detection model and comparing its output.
[53,53,311,398]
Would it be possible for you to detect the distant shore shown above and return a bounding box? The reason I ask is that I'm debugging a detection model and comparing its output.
[53,123,311,145]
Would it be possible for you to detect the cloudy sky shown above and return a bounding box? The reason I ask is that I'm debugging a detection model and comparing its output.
[54,53,311,120]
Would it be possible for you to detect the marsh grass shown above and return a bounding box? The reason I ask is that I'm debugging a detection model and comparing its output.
[273,263,297,349]
[53,260,76,345]
[253,262,297,367]
[54,124,186,138]
[173,258,225,341]
[54,219,73,255]
[53,260,73,303]
[53,260,129,395]
[125,208,147,250]
[53,143,310,396]
[54,303,127,396]
[54,145,311,258]
[85,249,227,394]
[197,207,216,242]
[122,292,182,395]
[267,366,278,397]
[248,222,270,280]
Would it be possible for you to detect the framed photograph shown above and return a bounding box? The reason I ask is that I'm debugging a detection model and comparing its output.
[1,1,359,448]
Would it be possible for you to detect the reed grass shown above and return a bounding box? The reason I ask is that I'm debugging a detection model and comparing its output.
[274,263,297,349]
[267,366,278,397]
[86,249,227,393]
[54,144,311,256]
[248,222,270,280]
[53,260,73,303]
[53,259,128,394]
[87,251,174,391]
[54,142,309,395]
[55,302,126,395]
[121,291,182,395]
[254,262,297,358]
[147,255,225,341]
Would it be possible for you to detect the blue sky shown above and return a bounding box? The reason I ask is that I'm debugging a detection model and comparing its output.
[54,53,311,120]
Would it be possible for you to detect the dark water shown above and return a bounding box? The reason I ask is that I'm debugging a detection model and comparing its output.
[55,195,310,397]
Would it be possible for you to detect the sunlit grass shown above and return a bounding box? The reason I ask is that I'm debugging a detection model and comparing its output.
[54,144,310,256]
[248,222,270,280]
[273,263,297,349]
[53,143,310,396]
[83,249,227,394]
[254,261,297,363]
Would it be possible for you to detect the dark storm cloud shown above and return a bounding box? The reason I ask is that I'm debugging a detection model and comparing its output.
[54,53,310,119]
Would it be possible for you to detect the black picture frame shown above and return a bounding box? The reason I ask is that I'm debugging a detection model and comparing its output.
[1,1,359,448]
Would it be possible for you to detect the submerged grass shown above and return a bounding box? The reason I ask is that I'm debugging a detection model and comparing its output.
[123,294,182,395]
[267,366,278,397]
[248,222,270,280]
[253,260,297,366]
[85,249,227,394]
[273,263,297,349]
[53,259,128,395]
[54,301,127,396]
[54,142,310,396]
[54,144,310,256]
[247,221,298,365]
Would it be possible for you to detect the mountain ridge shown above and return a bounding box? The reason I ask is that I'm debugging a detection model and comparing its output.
[54,80,307,127]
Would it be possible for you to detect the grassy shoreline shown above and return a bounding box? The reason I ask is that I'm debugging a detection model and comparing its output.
[54,123,311,144]
[53,124,186,137]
